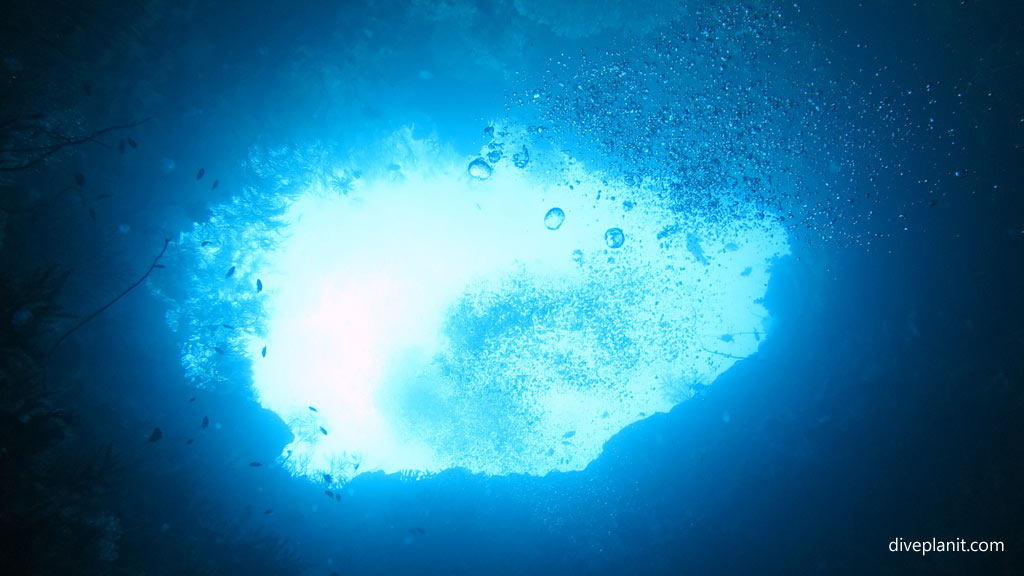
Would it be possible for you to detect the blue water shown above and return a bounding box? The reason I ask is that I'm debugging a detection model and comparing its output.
[1,1,1021,575]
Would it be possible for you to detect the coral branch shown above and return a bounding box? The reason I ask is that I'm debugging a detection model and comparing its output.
[0,117,151,172]
[48,238,170,355]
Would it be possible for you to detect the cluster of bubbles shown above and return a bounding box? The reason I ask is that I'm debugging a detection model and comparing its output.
[151,116,791,484]
[508,3,922,249]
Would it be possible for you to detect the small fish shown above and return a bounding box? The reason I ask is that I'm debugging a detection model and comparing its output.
[148,427,162,442]
[249,461,262,467]
[154,264,166,269]
[686,233,708,265]
[75,173,85,187]
[201,240,213,247]
[261,346,267,358]
[256,279,262,292]
[264,509,273,515]
[308,406,318,413]
[188,396,196,403]
[118,139,126,153]
[415,527,425,535]
[127,138,137,148]
[334,493,341,502]
[225,266,235,278]
[214,346,224,355]
[88,207,96,221]
[325,490,334,498]
[211,179,219,190]
[201,416,209,430]
[186,438,194,445]
[319,426,328,436]
[323,473,332,483]
[196,168,205,180]
[221,324,234,330]
[95,193,111,200]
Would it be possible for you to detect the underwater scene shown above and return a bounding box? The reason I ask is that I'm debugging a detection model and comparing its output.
[1,1,1021,574]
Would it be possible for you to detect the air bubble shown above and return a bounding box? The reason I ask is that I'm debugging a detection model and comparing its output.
[468,158,493,180]
[604,227,625,249]
[544,207,565,230]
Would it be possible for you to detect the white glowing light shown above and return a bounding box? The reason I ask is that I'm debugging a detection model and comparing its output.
[235,131,789,484]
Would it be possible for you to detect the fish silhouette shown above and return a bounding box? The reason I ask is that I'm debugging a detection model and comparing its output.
[686,233,708,265]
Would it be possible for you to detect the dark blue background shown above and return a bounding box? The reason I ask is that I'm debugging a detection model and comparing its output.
[1,1,1020,574]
